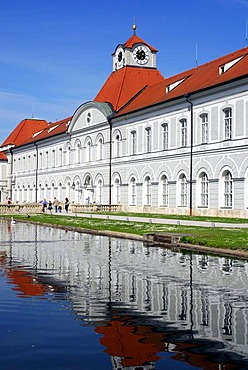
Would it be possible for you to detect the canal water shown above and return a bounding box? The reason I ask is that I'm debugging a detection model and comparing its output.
[1,219,248,370]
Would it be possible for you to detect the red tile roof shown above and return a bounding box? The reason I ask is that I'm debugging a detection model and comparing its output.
[0,152,7,161]
[23,116,72,144]
[2,118,48,147]
[94,66,164,112]
[121,34,158,52]
[1,44,247,149]
[116,47,248,116]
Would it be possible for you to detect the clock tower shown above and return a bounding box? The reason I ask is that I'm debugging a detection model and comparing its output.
[112,24,158,71]
[95,23,164,112]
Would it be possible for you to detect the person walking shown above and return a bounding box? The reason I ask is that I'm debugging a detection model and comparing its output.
[7,198,11,208]
[53,197,59,213]
[42,199,47,212]
[64,197,69,213]
[48,200,53,213]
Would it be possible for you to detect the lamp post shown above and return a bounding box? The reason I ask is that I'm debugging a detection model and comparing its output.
[185,94,194,217]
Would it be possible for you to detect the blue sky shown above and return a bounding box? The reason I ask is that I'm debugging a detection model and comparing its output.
[0,0,247,144]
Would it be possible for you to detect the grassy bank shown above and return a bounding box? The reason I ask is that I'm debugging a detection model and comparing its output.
[1,213,248,253]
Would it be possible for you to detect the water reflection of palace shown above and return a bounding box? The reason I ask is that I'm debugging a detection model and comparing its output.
[1,219,248,369]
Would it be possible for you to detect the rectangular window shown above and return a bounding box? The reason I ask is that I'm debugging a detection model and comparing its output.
[180,119,187,147]
[224,108,232,140]
[131,131,137,155]
[162,123,168,150]
[146,128,151,152]
[201,114,208,144]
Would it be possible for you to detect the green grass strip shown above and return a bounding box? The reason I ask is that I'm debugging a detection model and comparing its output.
[1,213,248,252]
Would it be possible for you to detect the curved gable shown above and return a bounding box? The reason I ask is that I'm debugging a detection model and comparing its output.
[68,101,114,133]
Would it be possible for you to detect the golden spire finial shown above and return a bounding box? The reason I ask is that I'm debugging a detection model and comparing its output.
[132,18,136,35]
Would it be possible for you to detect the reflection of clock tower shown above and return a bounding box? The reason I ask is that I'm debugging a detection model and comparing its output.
[113,24,158,71]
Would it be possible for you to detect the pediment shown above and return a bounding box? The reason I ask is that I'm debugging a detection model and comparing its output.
[68,102,114,133]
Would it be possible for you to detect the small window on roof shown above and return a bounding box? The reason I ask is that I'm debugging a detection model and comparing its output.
[219,56,243,75]
[165,78,185,94]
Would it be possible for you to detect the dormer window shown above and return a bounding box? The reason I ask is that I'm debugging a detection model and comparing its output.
[219,65,225,75]
[219,56,243,75]
[166,78,185,94]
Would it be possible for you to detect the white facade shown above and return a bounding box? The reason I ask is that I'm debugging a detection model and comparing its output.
[1,33,248,217]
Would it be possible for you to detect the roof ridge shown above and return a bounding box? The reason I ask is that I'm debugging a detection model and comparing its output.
[116,84,148,114]
[8,119,27,144]
[114,68,127,111]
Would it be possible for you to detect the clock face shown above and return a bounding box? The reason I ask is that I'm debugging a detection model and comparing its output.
[133,45,149,65]
[116,48,124,69]
[118,50,123,62]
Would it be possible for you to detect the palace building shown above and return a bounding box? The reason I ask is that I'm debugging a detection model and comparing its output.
[0,26,248,217]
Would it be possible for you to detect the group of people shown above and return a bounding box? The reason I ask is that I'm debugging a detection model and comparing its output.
[42,197,70,213]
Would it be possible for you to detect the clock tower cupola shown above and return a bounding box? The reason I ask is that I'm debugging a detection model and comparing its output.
[112,24,158,71]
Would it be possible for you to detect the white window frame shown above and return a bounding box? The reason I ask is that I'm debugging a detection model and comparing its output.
[199,172,209,207]
[223,170,233,207]
[114,133,121,157]
[160,174,169,206]
[97,137,103,160]
[162,123,168,150]
[200,113,208,144]
[179,174,187,207]
[86,138,92,162]
[129,176,137,206]
[144,175,151,205]
[146,127,151,152]
[180,119,187,147]
[75,141,81,163]
[113,178,121,204]
[131,130,137,155]
[223,108,232,140]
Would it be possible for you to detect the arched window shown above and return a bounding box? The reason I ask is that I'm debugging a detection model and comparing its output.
[66,145,71,165]
[114,134,120,157]
[97,137,103,160]
[160,174,168,206]
[86,138,92,162]
[58,182,62,202]
[199,172,209,207]
[144,176,151,205]
[96,178,103,204]
[75,141,81,163]
[223,170,233,207]
[179,174,187,206]
[223,108,232,140]
[129,177,137,206]
[113,178,120,204]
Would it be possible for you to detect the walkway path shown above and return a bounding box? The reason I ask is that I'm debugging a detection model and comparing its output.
[60,212,248,229]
